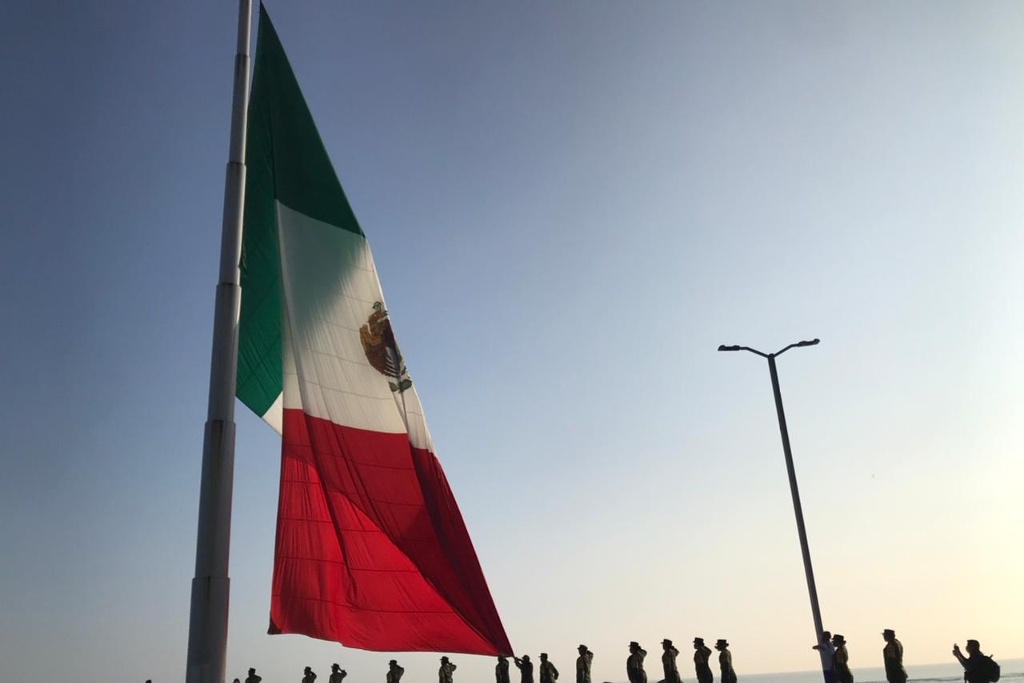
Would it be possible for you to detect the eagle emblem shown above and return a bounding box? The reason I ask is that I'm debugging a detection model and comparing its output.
[359,301,412,393]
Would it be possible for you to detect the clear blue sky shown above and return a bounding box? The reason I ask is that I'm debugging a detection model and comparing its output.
[2,3,1022,683]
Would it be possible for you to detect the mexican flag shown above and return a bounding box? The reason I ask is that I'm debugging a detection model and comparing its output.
[236,5,512,656]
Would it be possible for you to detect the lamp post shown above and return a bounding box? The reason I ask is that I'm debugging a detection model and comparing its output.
[718,339,831,683]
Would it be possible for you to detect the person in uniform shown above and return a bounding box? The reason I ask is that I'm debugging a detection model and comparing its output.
[715,640,736,683]
[576,645,593,683]
[882,630,907,683]
[388,660,405,683]
[832,635,853,683]
[540,653,559,683]
[439,657,458,683]
[661,639,681,683]
[246,668,263,683]
[693,639,713,683]
[514,655,535,683]
[497,656,511,683]
[628,642,648,683]
[330,664,348,683]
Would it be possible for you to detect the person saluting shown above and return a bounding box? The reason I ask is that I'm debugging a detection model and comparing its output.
[576,645,593,683]
[628,642,648,683]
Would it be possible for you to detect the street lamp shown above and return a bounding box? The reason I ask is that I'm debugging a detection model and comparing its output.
[718,339,830,683]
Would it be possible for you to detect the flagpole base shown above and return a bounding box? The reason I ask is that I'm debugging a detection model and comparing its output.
[186,576,231,683]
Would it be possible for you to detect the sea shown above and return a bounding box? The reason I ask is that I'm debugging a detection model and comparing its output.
[741,659,1024,683]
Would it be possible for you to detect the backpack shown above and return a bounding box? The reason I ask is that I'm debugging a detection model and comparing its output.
[982,656,1000,683]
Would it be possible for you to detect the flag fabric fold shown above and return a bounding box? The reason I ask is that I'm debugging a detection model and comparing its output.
[236,5,512,656]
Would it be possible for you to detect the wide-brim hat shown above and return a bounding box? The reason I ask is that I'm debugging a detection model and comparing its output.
[662,639,674,646]
[630,641,640,648]
[715,640,729,649]
[882,629,895,637]
[832,635,847,645]
[578,644,588,651]
[693,638,705,644]
[390,660,398,665]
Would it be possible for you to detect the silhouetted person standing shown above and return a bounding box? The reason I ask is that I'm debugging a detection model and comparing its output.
[330,664,348,683]
[832,635,853,683]
[953,640,999,683]
[515,655,535,683]
[882,630,907,683]
[246,668,263,683]
[661,639,681,683]
[815,632,837,683]
[628,642,648,683]
[540,653,560,683]
[497,657,511,683]
[693,639,713,683]
[577,645,593,683]
[388,660,405,683]
[304,667,318,683]
[622,643,647,683]
[715,640,736,683]
[439,657,458,683]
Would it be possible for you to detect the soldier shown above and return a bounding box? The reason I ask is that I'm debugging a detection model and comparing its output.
[388,660,405,683]
[386,660,404,683]
[540,653,560,683]
[693,639,713,683]
[330,664,348,683]
[439,657,458,683]
[661,639,681,683]
[882,630,907,683]
[246,668,263,683]
[304,667,318,683]
[628,641,648,683]
[514,655,535,683]
[715,640,736,683]
[576,645,593,683]
[832,635,853,683]
[497,656,511,683]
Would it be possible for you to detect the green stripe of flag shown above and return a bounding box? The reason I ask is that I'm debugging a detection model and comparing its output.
[238,5,365,417]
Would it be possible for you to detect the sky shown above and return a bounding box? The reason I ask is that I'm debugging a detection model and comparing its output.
[2,2,1023,683]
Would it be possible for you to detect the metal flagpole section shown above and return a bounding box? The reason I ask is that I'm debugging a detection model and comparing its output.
[186,2,252,683]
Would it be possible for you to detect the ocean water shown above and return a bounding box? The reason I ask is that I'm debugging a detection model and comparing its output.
[741,659,1024,683]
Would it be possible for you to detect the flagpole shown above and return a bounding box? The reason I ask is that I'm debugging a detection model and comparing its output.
[186,2,252,683]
